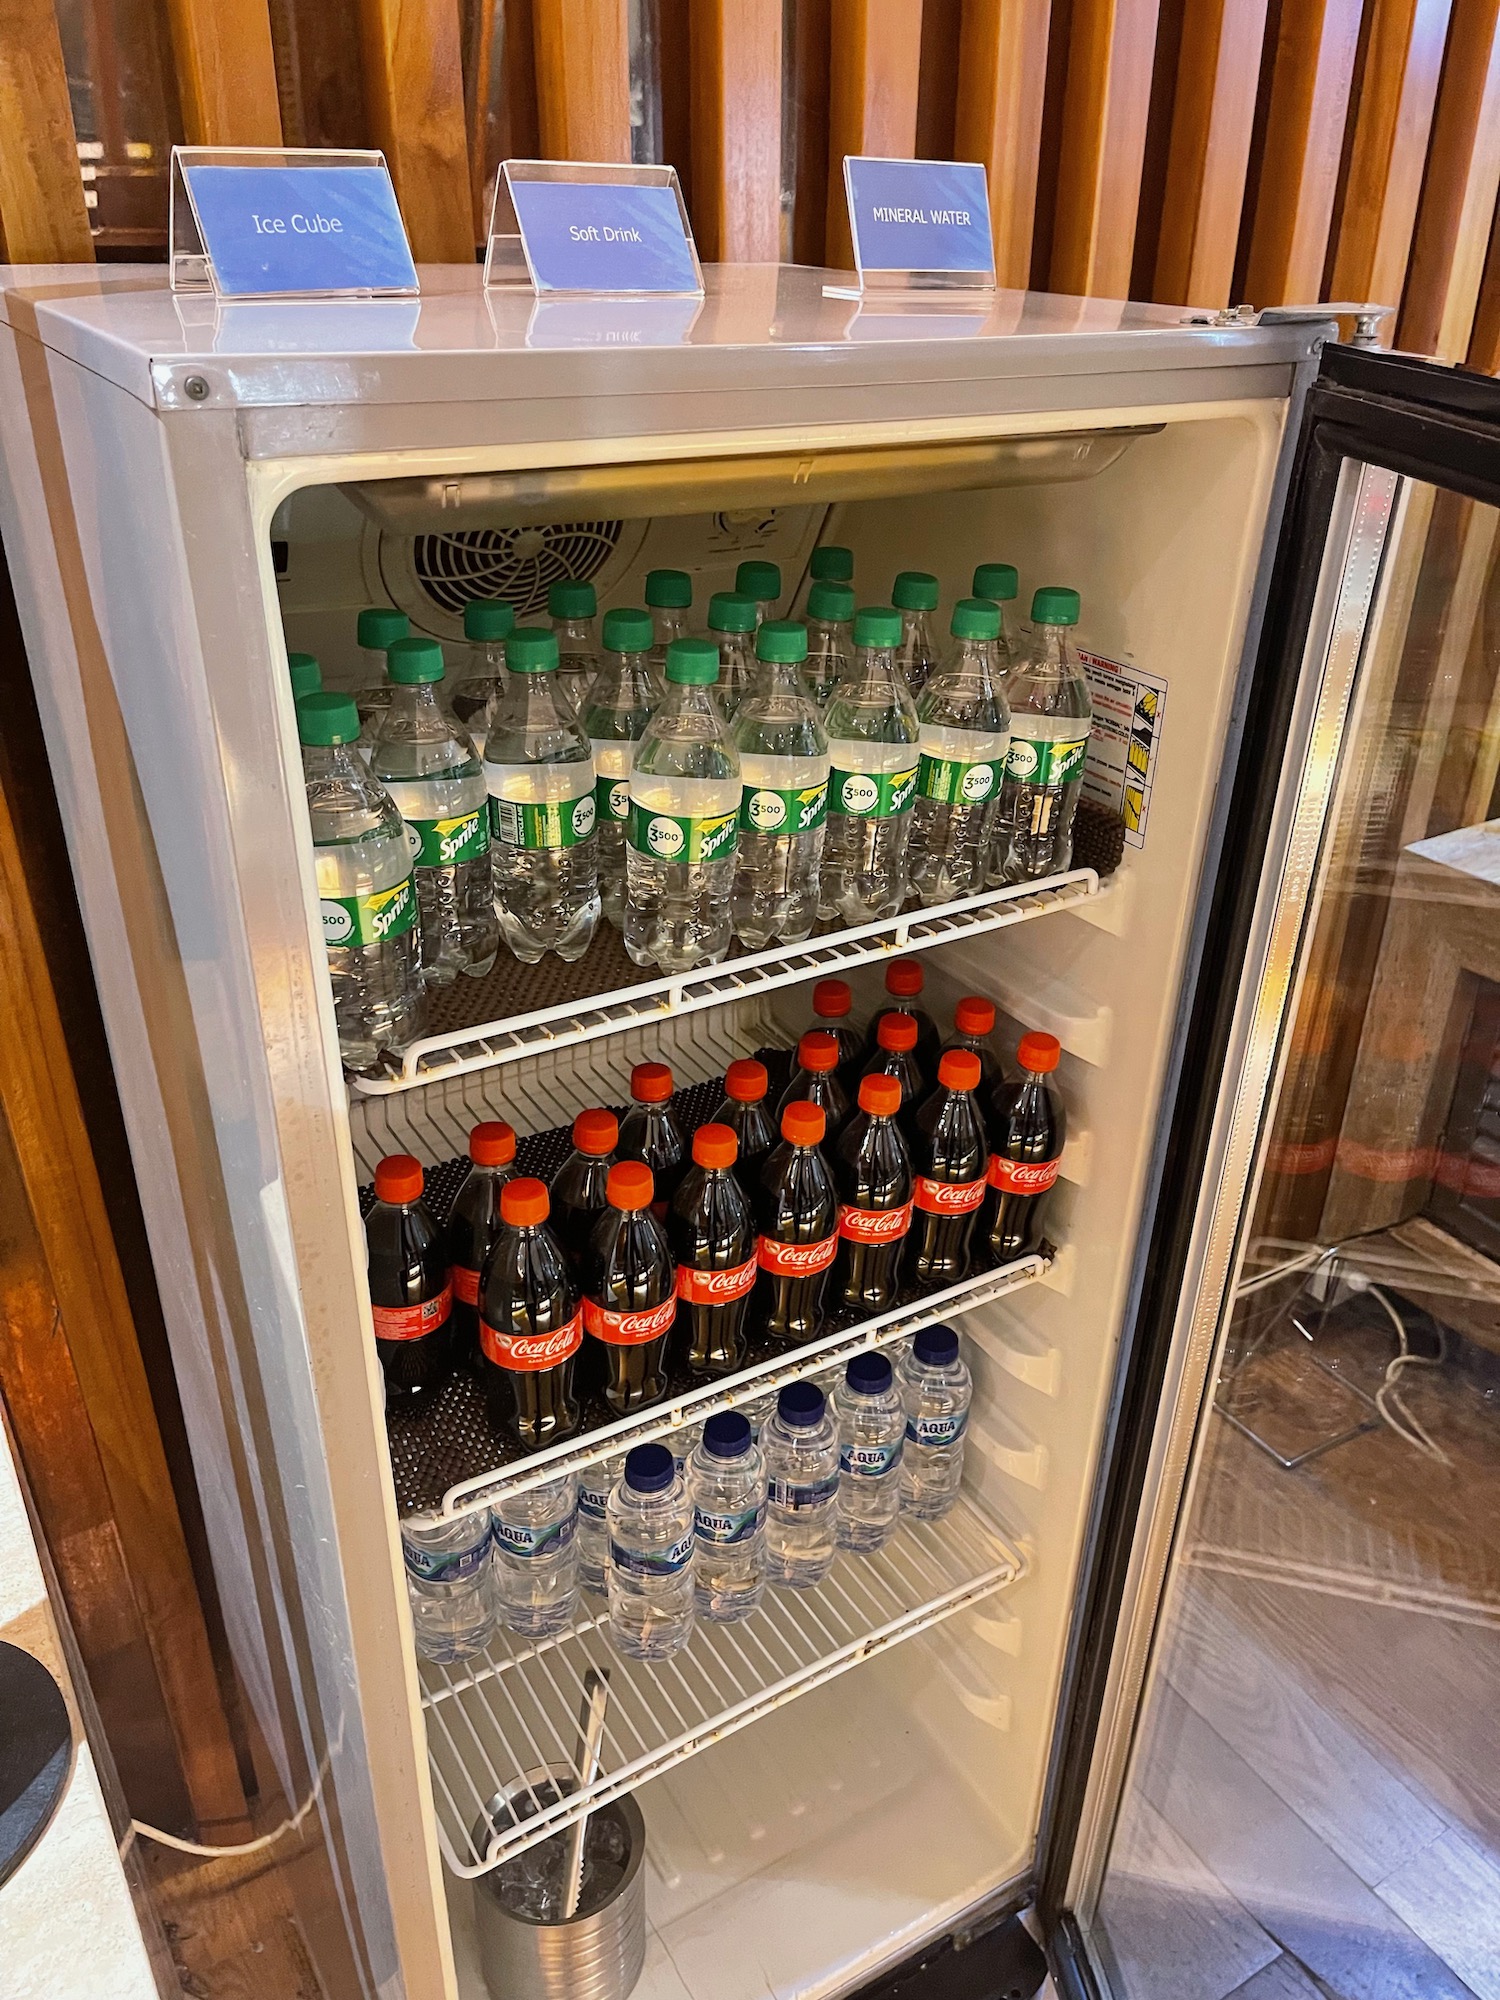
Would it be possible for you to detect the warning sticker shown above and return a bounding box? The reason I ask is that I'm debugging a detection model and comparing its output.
[1077,651,1166,850]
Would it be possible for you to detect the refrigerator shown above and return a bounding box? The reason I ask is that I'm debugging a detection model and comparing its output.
[0,261,1483,2000]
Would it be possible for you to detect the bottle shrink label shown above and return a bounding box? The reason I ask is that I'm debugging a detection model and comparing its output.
[451,1265,482,1307]
[492,1513,576,1560]
[768,1474,840,1511]
[590,742,635,826]
[490,789,596,851]
[479,1309,584,1371]
[578,1478,611,1520]
[905,1410,969,1447]
[827,765,918,819]
[1004,735,1089,787]
[321,873,417,949]
[402,1532,490,1584]
[694,1501,765,1545]
[839,1439,903,1477]
[403,809,489,868]
[738,780,829,836]
[916,754,1006,806]
[837,1198,914,1244]
[609,1531,693,1578]
[582,1294,677,1345]
[676,1256,757,1304]
[986,1154,1061,1194]
[627,803,738,865]
[756,1232,838,1277]
[371,1286,451,1342]
[913,1174,987,1214]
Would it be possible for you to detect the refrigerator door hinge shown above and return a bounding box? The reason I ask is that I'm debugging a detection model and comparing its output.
[1184,302,1396,348]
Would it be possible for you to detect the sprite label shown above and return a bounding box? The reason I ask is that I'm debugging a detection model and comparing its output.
[739,779,829,837]
[828,765,917,819]
[403,809,488,868]
[321,874,416,948]
[916,755,1005,807]
[491,791,596,850]
[627,803,738,865]
[1005,735,1089,788]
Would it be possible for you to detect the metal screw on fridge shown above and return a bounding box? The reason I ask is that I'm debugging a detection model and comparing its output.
[184,375,210,401]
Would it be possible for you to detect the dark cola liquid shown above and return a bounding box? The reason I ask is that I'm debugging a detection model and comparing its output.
[752,1140,838,1348]
[986,1071,1066,1261]
[813,1017,865,1084]
[867,1002,940,1081]
[830,1110,914,1318]
[447,1164,512,1367]
[711,1091,777,1191]
[906,1083,989,1289]
[478,1222,582,1449]
[617,1103,687,1212]
[367,1196,455,1406]
[550,1150,615,1278]
[668,1163,756,1376]
[582,1205,677,1416]
[860,1044,928,1144]
[775,1065,850,1139]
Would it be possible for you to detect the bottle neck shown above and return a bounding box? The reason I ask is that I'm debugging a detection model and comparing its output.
[303,741,362,782]
[852,643,900,686]
[950,638,993,678]
[758,658,803,699]
[554,617,593,644]
[391,682,441,716]
[654,610,688,642]
[1032,624,1074,668]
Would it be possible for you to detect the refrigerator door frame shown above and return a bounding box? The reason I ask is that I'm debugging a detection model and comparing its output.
[1037,344,1500,1989]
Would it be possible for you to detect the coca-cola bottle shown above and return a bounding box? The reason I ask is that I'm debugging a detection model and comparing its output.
[866,958,940,1079]
[478,1177,582,1448]
[905,1050,989,1289]
[943,996,1001,1089]
[713,1058,777,1189]
[860,1011,926,1141]
[809,977,863,1080]
[366,1155,454,1406]
[447,1121,517,1364]
[618,1061,687,1214]
[776,1029,851,1138]
[669,1122,756,1376]
[582,1161,677,1416]
[829,1073,914,1318]
[986,1031,1065,1260]
[752,1100,838,1348]
[550,1108,618,1275]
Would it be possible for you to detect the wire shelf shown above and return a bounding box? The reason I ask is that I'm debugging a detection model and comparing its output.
[421,1492,1025,1878]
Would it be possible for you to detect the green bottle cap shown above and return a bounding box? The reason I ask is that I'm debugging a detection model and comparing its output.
[810,545,854,583]
[508,627,561,673]
[603,606,654,653]
[892,570,939,612]
[297,691,360,745]
[973,562,1018,603]
[1031,585,1081,626]
[356,606,409,651]
[735,560,781,604]
[287,652,321,699]
[464,599,515,641]
[645,568,692,609]
[665,636,720,685]
[386,636,446,684]
[708,591,758,634]
[950,597,1001,642]
[807,580,855,623]
[549,579,597,620]
[854,605,902,649]
[756,619,809,664]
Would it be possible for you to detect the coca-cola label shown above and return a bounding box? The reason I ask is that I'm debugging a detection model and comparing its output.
[451,1264,481,1307]
[582,1294,677,1345]
[986,1153,1062,1195]
[479,1309,583,1371]
[371,1287,451,1342]
[756,1232,838,1277]
[676,1255,758,1305]
[913,1175,987,1215]
[837,1198,914,1245]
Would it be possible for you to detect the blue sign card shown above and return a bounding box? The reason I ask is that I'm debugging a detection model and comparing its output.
[509,180,701,294]
[183,162,419,297]
[845,158,995,281]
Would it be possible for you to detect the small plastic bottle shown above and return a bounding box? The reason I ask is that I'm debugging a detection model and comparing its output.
[775,1029,850,1138]
[366,1154,453,1406]
[712,1058,777,1189]
[763,1381,840,1589]
[450,599,514,741]
[549,577,601,717]
[706,592,760,725]
[668,1123,756,1378]
[909,598,1011,907]
[971,563,1020,688]
[834,1351,905,1552]
[447,1121,518,1364]
[802,580,856,707]
[581,1161,676,1417]
[353,605,409,760]
[821,606,920,923]
[577,1454,625,1597]
[732,620,830,948]
[689,1411,767,1623]
[999,587,1093,885]
[867,958,941,1081]
[859,1011,927,1142]
[944,996,1002,1089]
[607,1443,695,1660]
[735,558,782,626]
[892,571,941,697]
[809,976,863,1080]
[646,569,693,681]
[617,1061,687,1211]
[402,1513,495,1662]
[582,606,660,929]
[792,543,855,621]
[550,1108,619,1276]
[898,1323,971,1520]
[491,1476,580,1637]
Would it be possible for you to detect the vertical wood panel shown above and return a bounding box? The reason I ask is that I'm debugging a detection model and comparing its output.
[690,0,783,261]
[916,0,963,160]
[1151,0,1270,306]
[463,0,500,240]
[1049,0,1164,297]
[659,0,693,203]
[825,0,925,268]
[1400,0,1500,359]
[164,0,283,145]
[789,0,833,265]
[533,0,631,161]
[500,0,541,160]
[1466,198,1500,371]
[954,0,1053,289]
[0,0,94,261]
[357,0,474,260]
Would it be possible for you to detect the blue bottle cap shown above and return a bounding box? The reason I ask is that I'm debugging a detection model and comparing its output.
[777,1381,825,1428]
[912,1324,960,1367]
[624,1442,676,1493]
[702,1412,752,1458]
[845,1351,893,1396]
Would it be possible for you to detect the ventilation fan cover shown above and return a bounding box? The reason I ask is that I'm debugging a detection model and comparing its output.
[374,518,650,635]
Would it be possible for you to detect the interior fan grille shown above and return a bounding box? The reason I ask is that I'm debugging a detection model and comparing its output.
[409,523,625,620]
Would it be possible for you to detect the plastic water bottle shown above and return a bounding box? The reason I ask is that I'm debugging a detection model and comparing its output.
[898,1323,971,1520]
[449,599,514,743]
[735,558,782,625]
[999,587,1092,884]
[646,569,693,681]
[370,636,498,984]
[893,571,941,697]
[582,606,660,929]
[731,620,830,947]
[491,1475,580,1637]
[607,1443,695,1659]
[484,627,600,963]
[820,606,920,923]
[353,605,409,761]
[549,577,600,717]
[402,1512,495,1662]
[706,592,759,724]
[802,580,856,707]
[577,1454,625,1597]
[791,543,854,621]
[689,1412,766,1622]
[763,1381,840,1588]
[834,1352,905,1552]
[288,651,321,700]
[624,636,740,972]
[972,563,1020,688]
[298,692,425,1066]
[909,599,1012,905]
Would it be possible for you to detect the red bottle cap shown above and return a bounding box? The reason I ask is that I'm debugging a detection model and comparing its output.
[877,1011,919,1052]
[724,1058,768,1103]
[607,1160,654,1210]
[954,996,995,1037]
[693,1122,738,1169]
[781,1100,827,1146]
[500,1176,549,1226]
[573,1108,618,1155]
[1018,1031,1061,1074]
[374,1154,423,1205]
[469,1121,517,1167]
[813,978,852,1018]
[631,1061,674,1103]
[938,1049,981,1092]
[859,1073,902,1117]
[885,958,924,998]
[798,1030,839,1074]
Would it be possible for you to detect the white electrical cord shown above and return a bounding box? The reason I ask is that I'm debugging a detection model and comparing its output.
[1364,1280,1452,1465]
[127,1739,334,1860]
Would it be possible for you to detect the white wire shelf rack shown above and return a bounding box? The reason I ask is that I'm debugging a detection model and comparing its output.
[421,1491,1026,1878]
[351,870,1100,1097]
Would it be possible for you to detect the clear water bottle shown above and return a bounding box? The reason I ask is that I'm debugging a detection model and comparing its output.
[731,620,830,947]
[893,571,941,697]
[491,1475,580,1637]
[370,637,498,984]
[791,544,854,621]
[834,1351,905,1552]
[288,651,322,701]
[802,580,856,707]
[449,599,514,743]
[607,1443,695,1660]
[402,1512,495,1662]
[821,606,920,923]
[689,1412,766,1622]
[577,1454,625,1597]
[909,599,1011,906]
[706,592,759,725]
[646,569,693,682]
[298,692,426,1066]
[763,1381,840,1589]
[485,627,600,964]
[353,605,409,761]
[999,587,1092,884]
[735,558,782,625]
[549,577,600,717]
[897,1323,971,1521]
[624,636,741,972]
[971,563,1020,688]
[582,606,660,929]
